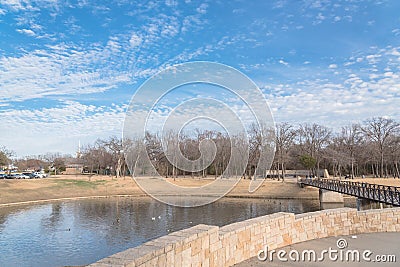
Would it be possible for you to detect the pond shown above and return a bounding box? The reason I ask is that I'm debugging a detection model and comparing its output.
[0,196,322,267]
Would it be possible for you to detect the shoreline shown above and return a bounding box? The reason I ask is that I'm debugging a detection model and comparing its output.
[6,175,394,208]
[0,193,321,208]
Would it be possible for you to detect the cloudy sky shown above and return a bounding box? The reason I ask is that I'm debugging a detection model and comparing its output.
[0,0,399,157]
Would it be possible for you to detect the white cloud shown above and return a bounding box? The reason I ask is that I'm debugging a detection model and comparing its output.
[365,54,381,64]
[129,32,142,47]
[369,73,379,79]
[388,48,400,56]
[1,0,29,11]
[196,3,208,14]
[328,64,337,69]
[181,13,208,33]
[16,28,35,36]
[0,45,131,103]
[0,101,127,156]
[106,37,121,52]
[165,0,178,7]
[279,59,289,66]
[161,22,179,37]
[1,0,59,12]
[259,45,400,127]
[312,12,325,25]
[263,76,399,127]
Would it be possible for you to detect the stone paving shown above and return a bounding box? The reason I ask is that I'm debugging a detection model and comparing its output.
[235,232,400,267]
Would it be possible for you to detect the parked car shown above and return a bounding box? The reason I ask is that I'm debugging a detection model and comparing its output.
[34,172,47,178]
[18,173,31,179]
[0,174,6,179]
[22,172,35,179]
[32,173,41,178]
[8,173,20,179]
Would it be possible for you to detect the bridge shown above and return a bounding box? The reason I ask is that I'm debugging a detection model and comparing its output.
[299,178,400,207]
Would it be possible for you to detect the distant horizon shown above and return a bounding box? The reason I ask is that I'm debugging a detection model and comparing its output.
[1,1,399,157]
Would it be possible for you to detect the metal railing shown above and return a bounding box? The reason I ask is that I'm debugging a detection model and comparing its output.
[300,178,400,206]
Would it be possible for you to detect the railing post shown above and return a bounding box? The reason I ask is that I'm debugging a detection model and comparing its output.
[390,187,394,205]
[384,186,387,203]
[372,184,375,200]
[396,188,400,206]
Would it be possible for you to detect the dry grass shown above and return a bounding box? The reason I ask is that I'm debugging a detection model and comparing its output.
[352,178,400,187]
[0,175,322,205]
[0,175,142,205]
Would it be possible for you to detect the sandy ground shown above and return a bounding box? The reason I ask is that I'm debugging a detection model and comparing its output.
[0,175,319,205]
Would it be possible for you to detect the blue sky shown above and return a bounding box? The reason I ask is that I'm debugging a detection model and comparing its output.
[0,0,399,156]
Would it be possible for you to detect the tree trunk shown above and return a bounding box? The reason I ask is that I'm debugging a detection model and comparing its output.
[380,149,384,178]
[351,156,355,179]
[395,162,400,178]
[385,163,389,178]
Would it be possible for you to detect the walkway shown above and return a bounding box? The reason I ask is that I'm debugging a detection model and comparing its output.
[235,232,399,266]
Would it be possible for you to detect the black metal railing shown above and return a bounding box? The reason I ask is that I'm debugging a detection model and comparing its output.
[300,178,400,206]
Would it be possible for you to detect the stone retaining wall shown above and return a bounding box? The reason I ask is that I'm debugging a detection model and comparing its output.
[89,207,400,267]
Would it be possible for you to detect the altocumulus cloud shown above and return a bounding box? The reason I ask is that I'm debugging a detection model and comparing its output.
[0,101,127,155]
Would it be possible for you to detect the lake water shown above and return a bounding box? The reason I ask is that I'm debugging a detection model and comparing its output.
[0,196,321,267]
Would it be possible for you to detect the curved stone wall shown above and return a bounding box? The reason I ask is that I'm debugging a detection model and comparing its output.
[88,207,400,267]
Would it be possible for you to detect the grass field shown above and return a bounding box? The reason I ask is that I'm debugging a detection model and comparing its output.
[2,174,398,206]
[0,175,321,205]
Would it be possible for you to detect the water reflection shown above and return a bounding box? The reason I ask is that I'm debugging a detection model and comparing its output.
[0,197,320,267]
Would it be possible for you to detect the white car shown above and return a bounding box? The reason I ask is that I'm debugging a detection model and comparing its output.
[34,172,47,178]
[18,174,31,179]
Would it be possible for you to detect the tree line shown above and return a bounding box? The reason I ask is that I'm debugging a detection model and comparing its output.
[1,117,399,179]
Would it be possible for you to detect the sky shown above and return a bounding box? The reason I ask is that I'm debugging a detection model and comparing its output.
[0,0,399,157]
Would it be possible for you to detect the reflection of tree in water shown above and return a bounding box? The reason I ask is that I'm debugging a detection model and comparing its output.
[0,210,9,231]
[41,203,63,229]
[0,195,323,267]
[56,197,321,251]
[0,205,49,232]
[72,197,170,248]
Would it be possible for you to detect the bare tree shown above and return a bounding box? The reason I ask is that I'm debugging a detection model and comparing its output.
[275,123,297,180]
[337,124,364,178]
[19,117,394,180]
[361,117,400,178]
[101,137,125,178]
[53,157,66,175]
[298,123,331,176]
[387,134,400,178]
[0,145,14,168]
